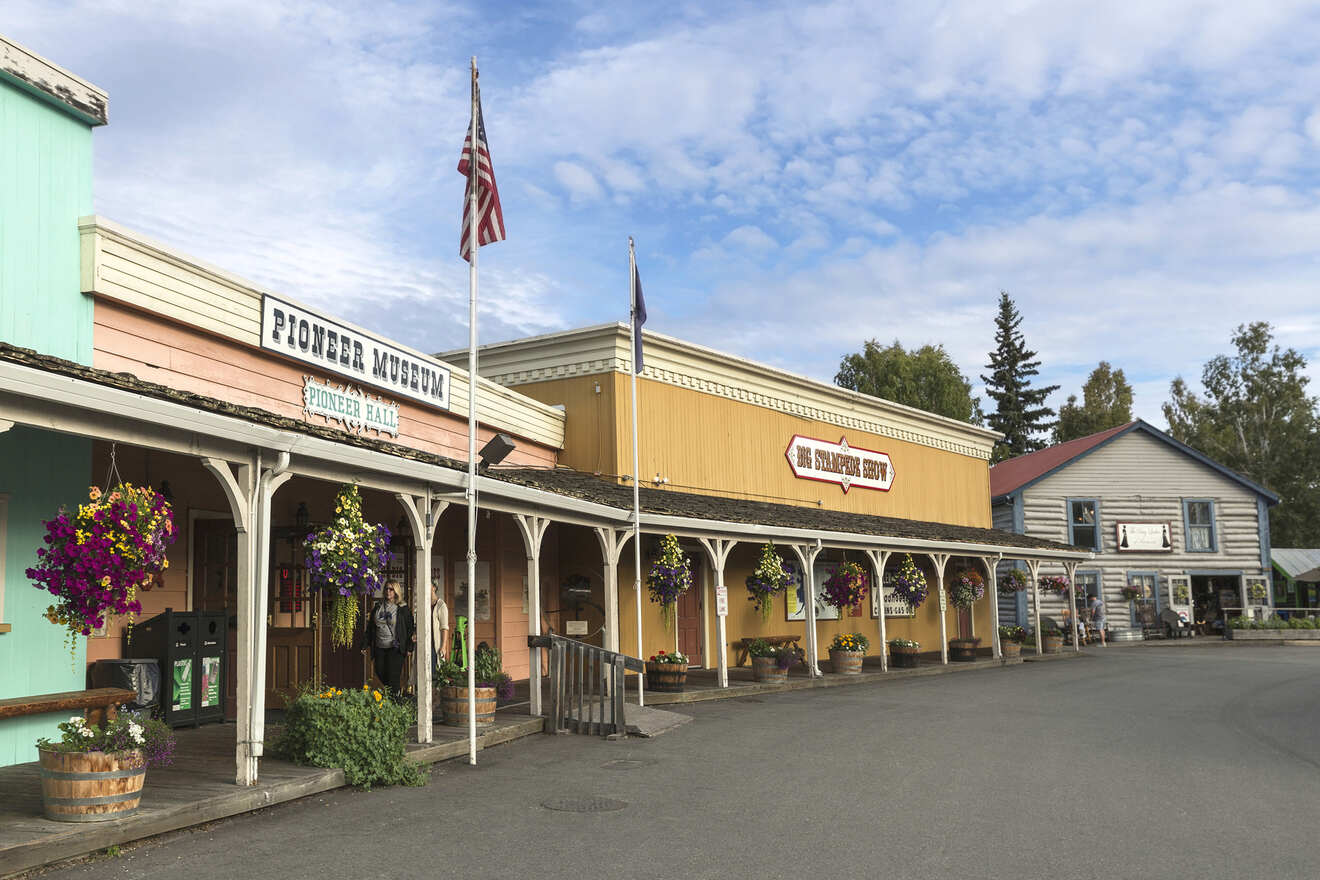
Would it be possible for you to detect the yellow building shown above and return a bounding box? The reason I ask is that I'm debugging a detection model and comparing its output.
[444,324,1089,681]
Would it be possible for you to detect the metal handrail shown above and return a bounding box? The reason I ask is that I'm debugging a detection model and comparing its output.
[528,634,644,739]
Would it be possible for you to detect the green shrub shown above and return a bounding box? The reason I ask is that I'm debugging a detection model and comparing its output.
[1227,616,1251,630]
[273,684,425,789]
[1265,615,1288,629]
[1289,617,1315,630]
[746,638,773,658]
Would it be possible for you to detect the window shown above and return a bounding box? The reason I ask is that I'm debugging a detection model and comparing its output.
[1183,499,1217,552]
[1126,571,1159,625]
[1068,498,1100,551]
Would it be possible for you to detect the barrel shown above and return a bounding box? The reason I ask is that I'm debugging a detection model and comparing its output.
[440,686,496,727]
[751,656,787,683]
[1042,633,1065,654]
[949,639,980,662]
[828,649,863,674]
[889,646,919,668]
[38,749,146,822]
[1001,641,1023,664]
[645,662,687,692]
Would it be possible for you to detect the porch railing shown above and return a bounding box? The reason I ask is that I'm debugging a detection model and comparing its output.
[528,634,644,739]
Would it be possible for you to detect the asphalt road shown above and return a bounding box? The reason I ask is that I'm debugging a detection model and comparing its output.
[38,645,1320,880]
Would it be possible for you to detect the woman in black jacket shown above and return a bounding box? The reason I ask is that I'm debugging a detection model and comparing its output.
[361,580,413,696]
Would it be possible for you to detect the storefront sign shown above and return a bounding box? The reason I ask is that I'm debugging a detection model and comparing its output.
[303,376,399,437]
[872,585,915,618]
[1115,522,1172,552]
[262,294,451,410]
[784,434,894,493]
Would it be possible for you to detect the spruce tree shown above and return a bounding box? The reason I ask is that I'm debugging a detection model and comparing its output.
[981,291,1059,461]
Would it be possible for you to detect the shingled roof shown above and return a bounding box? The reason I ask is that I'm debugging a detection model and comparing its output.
[492,467,1088,555]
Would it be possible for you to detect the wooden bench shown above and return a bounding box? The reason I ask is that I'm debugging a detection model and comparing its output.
[731,635,801,667]
[0,687,138,727]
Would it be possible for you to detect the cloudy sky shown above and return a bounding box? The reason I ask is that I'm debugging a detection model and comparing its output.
[9,1,1320,426]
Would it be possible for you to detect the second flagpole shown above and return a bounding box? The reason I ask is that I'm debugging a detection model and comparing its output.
[465,55,480,766]
[629,238,645,706]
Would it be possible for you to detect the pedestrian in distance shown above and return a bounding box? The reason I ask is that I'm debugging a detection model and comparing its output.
[1088,592,1107,646]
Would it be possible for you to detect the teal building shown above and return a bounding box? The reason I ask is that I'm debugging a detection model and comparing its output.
[0,34,107,765]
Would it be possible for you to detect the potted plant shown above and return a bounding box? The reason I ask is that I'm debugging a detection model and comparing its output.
[888,638,921,668]
[821,561,869,618]
[645,649,689,692]
[998,625,1026,663]
[828,632,869,674]
[648,534,693,629]
[885,555,929,609]
[27,483,176,659]
[747,639,795,683]
[440,643,509,727]
[1041,621,1065,653]
[745,542,791,621]
[998,567,1029,597]
[304,484,392,649]
[36,710,175,821]
[1119,585,1143,602]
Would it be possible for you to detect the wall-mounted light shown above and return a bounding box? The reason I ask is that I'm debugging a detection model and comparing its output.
[295,501,310,531]
[479,433,517,469]
[159,481,174,504]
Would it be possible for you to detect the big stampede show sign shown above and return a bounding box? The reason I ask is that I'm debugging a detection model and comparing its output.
[784,434,895,493]
[261,294,451,410]
[303,377,399,438]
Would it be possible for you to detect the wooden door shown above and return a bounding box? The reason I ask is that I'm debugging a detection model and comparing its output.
[676,561,703,666]
[192,518,239,720]
[957,606,974,639]
[266,563,316,707]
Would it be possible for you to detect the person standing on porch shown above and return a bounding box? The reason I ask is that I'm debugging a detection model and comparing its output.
[362,580,413,695]
[431,579,451,670]
[1088,593,1107,647]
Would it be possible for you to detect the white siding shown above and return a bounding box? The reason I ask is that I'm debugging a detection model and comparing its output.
[1021,430,1267,638]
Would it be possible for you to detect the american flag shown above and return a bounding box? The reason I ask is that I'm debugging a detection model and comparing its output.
[458,83,506,261]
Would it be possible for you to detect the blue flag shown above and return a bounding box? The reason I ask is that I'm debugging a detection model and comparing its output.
[632,263,646,374]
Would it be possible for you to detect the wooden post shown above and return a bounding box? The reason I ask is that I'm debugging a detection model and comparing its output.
[397,494,449,743]
[698,538,737,688]
[248,460,292,779]
[514,515,551,716]
[929,553,951,665]
[982,554,1003,659]
[593,527,629,654]
[789,541,823,677]
[1025,559,1042,655]
[1064,560,1081,652]
[864,549,891,671]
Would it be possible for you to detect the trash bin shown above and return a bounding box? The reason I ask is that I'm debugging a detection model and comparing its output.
[89,658,160,711]
[132,609,228,728]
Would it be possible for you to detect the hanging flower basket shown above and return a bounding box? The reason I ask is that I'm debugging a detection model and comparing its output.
[1119,585,1143,601]
[648,534,693,629]
[27,484,176,657]
[998,568,1029,596]
[304,484,392,649]
[885,554,929,609]
[1038,575,1071,596]
[948,570,985,608]
[821,561,869,616]
[745,541,790,621]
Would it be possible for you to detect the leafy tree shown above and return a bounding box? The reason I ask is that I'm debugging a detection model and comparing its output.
[835,339,982,423]
[1055,361,1134,442]
[1163,322,1320,547]
[981,291,1059,460]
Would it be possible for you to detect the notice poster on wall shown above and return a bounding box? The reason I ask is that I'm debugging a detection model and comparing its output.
[172,658,193,712]
[200,656,220,709]
[454,561,492,621]
[1115,522,1173,553]
[871,579,915,618]
[784,560,841,621]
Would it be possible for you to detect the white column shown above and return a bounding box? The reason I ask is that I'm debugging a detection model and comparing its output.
[698,538,737,688]
[1064,560,1081,652]
[929,553,951,665]
[248,459,292,780]
[1025,559,1042,655]
[864,549,891,671]
[202,457,256,786]
[593,527,629,654]
[397,494,449,743]
[983,554,1003,659]
[513,514,550,715]
[790,541,823,678]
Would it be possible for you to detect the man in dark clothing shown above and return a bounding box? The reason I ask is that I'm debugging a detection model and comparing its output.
[362,580,413,695]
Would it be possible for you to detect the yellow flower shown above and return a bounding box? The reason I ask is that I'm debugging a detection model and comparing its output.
[363,684,369,690]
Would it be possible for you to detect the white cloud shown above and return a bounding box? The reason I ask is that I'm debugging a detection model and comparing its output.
[553,161,605,202]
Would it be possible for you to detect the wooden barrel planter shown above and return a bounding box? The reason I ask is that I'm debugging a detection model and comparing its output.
[752,656,788,683]
[949,639,980,662]
[889,645,919,669]
[646,662,688,692]
[38,749,146,822]
[441,685,497,727]
[1001,641,1023,664]
[828,649,863,675]
[1042,632,1065,654]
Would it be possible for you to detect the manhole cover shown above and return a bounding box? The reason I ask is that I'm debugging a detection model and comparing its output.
[601,759,650,770]
[541,796,628,813]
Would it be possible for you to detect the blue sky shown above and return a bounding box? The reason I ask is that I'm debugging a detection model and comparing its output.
[10,1,1320,427]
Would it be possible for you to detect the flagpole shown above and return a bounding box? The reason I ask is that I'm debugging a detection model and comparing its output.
[629,238,645,707]
[465,55,479,767]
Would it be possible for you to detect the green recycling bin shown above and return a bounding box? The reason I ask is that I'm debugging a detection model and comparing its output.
[132,609,227,728]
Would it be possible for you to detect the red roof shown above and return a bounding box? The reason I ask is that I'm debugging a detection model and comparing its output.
[989,422,1136,498]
